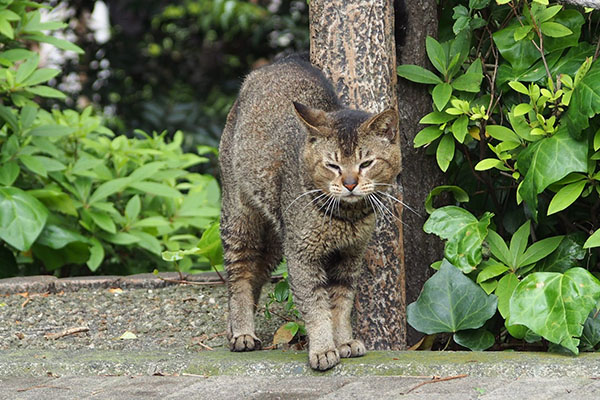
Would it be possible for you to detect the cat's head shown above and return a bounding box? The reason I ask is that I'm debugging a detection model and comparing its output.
[293,101,401,203]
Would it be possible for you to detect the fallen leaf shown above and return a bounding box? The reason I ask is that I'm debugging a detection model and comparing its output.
[118,331,137,340]
[272,323,296,345]
[108,288,123,294]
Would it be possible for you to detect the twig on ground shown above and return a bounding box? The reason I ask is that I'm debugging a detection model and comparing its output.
[403,374,469,395]
[182,373,209,378]
[196,341,214,351]
[44,326,89,340]
[17,384,70,392]
[156,276,223,286]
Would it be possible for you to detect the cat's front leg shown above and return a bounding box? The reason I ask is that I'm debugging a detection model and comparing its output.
[287,258,340,371]
[329,283,366,358]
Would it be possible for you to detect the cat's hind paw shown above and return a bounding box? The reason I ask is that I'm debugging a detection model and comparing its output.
[309,348,340,371]
[230,334,261,351]
[338,339,366,358]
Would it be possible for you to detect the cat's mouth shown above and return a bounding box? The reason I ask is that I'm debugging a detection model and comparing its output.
[339,191,366,203]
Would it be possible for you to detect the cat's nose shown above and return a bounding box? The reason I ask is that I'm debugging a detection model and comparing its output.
[343,176,358,191]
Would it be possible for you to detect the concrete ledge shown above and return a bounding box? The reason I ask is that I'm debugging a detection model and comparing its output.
[0,272,226,295]
[1,349,599,378]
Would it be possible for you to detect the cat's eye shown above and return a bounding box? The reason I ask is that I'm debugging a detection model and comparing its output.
[360,160,373,169]
[326,163,341,172]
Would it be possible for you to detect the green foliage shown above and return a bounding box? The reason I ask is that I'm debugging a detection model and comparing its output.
[0,0,220,276]
[424,206,492,272]
[403,0,600,353]
[407,261,498,351]
[264,276,306,345]
[509,268,600,354]
[57,0,309,153]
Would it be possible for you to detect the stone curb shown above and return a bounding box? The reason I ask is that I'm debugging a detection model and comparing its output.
[0,272,226,295]
[1,349,600,378]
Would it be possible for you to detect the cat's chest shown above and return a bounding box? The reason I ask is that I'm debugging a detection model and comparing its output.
[313,215,375,250]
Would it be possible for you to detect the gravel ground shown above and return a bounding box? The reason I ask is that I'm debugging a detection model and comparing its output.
[0,282,284,352]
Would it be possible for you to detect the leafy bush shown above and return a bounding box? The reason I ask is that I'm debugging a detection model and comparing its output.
[56,0,309,150]
[0,0,219,277]
[399,0,600,353]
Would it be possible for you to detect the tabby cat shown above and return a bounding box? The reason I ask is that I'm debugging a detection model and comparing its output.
[219,56,401,371]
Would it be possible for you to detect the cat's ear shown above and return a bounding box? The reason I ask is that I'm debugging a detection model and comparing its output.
[362,108,398,142]
[293,101,330,140]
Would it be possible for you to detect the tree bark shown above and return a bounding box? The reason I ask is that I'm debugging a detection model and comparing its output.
[310,0,406,350]
[561,0,600,8]
[395,0,445,346]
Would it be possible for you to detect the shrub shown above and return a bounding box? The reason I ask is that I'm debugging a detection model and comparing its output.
[399,0,600,353]
[0,1,219,277]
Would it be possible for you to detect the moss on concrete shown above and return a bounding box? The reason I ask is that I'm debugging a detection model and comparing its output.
[2,349,600,378]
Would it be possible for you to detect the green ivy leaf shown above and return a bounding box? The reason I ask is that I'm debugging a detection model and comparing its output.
[517,236,564,269]
[565,59,600,138]
[28,188,78,217]
[581,309,600,351]
[426,36,447,75]
[274,280,290,303]
[414,126,443,148]
[451,115,469,143]
[87,238,104,271]
[129,181,182,198]
[453,328,495,351]
[486,229,511,267]
[517,129,587,221]
[15,54,39,84]
[36,224,88,249]
[495,273,519,319]
[509,268,600,354]
[477,261,509,284]
[19,154,47,177]
[493,21,540,72]
[436,134,455,172]
[432,82,452,110]
[547,180,586,215]
[88,210,117,234]
[407,262,498,334]
[125,195,141,221]
[419,111,455,124]
[536,234,585,273]
[396,65,442,84]
[129,230,162,255]
[583,229,600,249]
[540,21,572,38]
[485,125,521,142]
[424,206,491,272]
[0,161,19,186]
[25,85,66,99]
[0,187,48,251]
[424,185,469,214]
[195,221,223,267]
[451,59,483,92]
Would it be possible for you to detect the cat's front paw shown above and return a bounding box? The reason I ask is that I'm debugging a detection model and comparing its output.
[309,348,340,371]
[337,339,366,358]
[230,334,261,351]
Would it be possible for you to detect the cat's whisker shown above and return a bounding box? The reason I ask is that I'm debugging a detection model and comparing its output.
[320,195,337,230]
[376,190,422,217]
[372,183,394,187]
[366,194,379,220]
[370,194,391,224]
[372,193,408,227]
[302,192,328,212]
[285,189,323,213]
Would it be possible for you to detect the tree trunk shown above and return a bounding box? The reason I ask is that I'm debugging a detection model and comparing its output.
[309,0,406,350]
[395,0,444,346]
[561,0,600,8]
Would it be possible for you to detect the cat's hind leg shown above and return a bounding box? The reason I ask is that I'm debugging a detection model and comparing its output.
[221,204,278,352]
